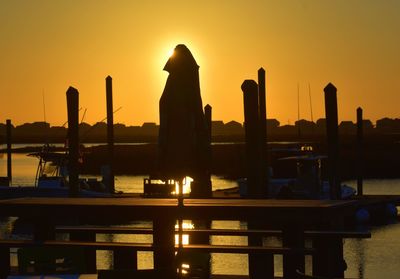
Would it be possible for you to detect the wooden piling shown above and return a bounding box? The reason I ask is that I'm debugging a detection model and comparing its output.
[6,120,11,186]
[282,222,305,279]
[357,107,363,196]
[204,104,212,197]
[70,231,97,272]
[0,246,9,279]
[114,248,138,271]
[106,76,115,193]
[66,87,79,197]
[248,221,274,279]
[153,218,176,279]
[312,217,346,278]
[242,80,261,198]
[258,68,268,197]
[324,83,341,199]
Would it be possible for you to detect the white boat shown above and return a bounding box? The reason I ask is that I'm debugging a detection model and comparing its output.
[0,145,113,199]
[238,154,356,199]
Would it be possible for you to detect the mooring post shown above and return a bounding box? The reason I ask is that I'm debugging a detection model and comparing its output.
[357,107,363,196]
[282,222,305,279]
[324,83,341,199]
[153,218,176,279]
[113,247,138,271]
[313,217,345,278]
[6,119,11,186]
[106,76,115,193]
[70,231,97,273]
[66,86,79,197]
[203,104,212,197]
[258,67,269,197]
[0,246,10,279]
[248,221,274,279]
[205,104,212,143]
[242,80,261,198]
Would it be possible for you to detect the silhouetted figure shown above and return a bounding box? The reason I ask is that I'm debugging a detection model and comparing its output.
[158,44,209,195]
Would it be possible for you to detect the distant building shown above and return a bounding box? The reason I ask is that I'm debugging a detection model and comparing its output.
[114,123,126,129]
[339,121,356,135]
[376,118,400,133]
[141,122,158,136]
[79,122,91,135]
[315,118,326,135]
[142,122,157,128]
[278,125,297,135]
[225,121,243,135]
[266,119,280,134]
[295,119,316,135]
[362,120,374,134]
[17,121,50,131]
[211,121,225,136]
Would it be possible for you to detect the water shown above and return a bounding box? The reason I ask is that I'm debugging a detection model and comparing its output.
[1,153,400,278]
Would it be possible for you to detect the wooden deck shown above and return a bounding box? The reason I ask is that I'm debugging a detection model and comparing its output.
[0,197,359,279]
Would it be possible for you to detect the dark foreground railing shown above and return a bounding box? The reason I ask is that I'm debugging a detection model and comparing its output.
[0,197,362,279]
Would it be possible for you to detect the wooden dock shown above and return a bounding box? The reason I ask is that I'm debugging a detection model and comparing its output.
[0,197,360,279]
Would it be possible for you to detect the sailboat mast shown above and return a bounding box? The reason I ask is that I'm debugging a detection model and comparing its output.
[42,89,47,123]
[309,83,314,122]
[297,83,300,123]
[297,83,301,138]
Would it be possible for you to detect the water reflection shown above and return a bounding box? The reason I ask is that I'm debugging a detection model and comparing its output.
[211,220,248,275]
[175,220,194,245]
[1,157,400,278]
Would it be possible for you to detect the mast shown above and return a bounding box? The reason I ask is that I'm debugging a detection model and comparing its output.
[297,83,301,138]
[309,83,314,122]
[42,89,47,123]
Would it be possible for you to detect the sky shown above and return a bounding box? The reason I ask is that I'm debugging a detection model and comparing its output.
[1,0,399,126]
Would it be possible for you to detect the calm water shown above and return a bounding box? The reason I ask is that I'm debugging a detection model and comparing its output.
[1,153,400,278]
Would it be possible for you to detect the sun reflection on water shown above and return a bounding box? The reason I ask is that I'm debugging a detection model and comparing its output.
[173,176,193,195]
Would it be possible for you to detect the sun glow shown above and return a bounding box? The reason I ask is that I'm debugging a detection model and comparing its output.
[167,48,175,58]
[175,221,194,245]
[173,176,193,195]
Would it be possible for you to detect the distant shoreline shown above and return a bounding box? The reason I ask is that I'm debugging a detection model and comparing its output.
[2,117,400,144]
[2,140,398,180]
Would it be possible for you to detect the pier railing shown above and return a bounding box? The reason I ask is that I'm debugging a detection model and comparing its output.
[0,197,360,279]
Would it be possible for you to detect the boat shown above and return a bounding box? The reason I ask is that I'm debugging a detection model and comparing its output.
[0,144,114,199]
[238,150,356,199]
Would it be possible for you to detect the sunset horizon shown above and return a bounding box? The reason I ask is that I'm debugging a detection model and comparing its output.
[1,2,400,277]
[1,1,399,126]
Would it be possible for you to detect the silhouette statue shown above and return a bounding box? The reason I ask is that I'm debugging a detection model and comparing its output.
[158,44,209,190]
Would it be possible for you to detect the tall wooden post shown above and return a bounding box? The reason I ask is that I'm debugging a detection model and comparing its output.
[242,80,261,197]
[153,218,176,279]
[258,68,268,197]
[70,231,97,272]
[204,104,212,197]
[0,246,10,279]
[106,76,115,193]
[6,119,11,185]
[66,87,79,197]
[356,107,363,196]
[324,83,341,199]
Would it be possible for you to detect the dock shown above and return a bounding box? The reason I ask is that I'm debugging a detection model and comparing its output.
[0,197,362,279]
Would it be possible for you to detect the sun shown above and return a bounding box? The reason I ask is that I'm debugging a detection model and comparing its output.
[167,48,175,58]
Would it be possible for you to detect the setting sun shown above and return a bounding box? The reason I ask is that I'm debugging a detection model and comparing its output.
[0,1,399,126]
[167,48,175,58]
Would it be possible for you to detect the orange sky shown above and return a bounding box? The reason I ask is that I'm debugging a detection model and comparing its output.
[1,1,399,126]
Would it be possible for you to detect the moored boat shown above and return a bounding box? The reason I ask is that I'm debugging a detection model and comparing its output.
[0,144,113,199]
